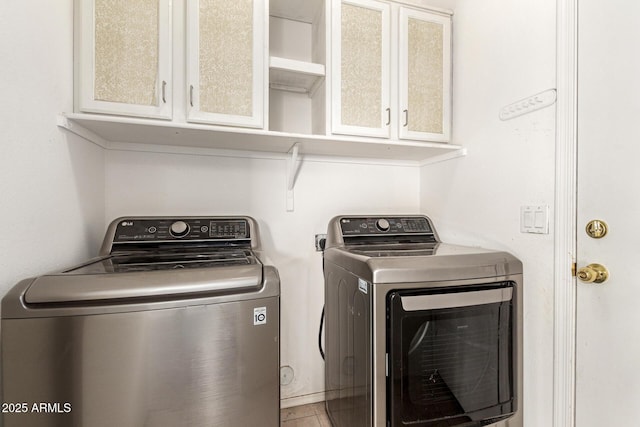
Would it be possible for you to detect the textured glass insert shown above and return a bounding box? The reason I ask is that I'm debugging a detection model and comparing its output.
[408,18,443,134]
[94,0,159,106]
[341,4,382,128]
[199,0,253,116]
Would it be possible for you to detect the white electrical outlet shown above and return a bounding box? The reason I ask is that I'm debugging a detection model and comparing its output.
[315,234,327,251]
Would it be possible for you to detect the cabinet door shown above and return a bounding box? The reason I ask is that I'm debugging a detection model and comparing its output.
[398,8,451,142]
[187,0,266,128]
[76,0,172,119]
[332,0,391,138]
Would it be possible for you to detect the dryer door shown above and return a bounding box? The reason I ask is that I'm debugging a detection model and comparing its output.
[386,282,516,427]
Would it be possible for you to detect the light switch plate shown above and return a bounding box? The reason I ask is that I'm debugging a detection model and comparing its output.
[521,205,549,234]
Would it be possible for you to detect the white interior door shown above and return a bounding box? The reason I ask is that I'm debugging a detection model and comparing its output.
[576,0,640,425]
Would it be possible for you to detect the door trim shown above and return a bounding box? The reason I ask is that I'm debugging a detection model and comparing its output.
[553,0,578,426]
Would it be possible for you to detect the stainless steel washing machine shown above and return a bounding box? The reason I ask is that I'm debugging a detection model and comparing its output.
[1,216,280,427]
[323,215,522,427]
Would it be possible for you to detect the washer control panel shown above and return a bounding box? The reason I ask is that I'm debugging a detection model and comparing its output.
[340,217,432,236]
[113,218,250,242]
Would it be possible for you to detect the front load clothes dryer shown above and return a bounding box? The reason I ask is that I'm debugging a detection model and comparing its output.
[1,216,280,427]
[323,215,522,427]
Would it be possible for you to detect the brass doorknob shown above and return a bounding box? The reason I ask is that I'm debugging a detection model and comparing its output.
[577,263,609,284]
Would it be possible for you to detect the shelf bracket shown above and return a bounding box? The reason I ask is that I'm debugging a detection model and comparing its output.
[286,143,301,212]
[56,114,110,149]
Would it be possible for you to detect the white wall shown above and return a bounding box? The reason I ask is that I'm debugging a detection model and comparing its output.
[105,150,420,405]
[420,0,556,426]
[0,1,105,297]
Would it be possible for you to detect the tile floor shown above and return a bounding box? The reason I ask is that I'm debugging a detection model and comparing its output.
[281,402,331,427]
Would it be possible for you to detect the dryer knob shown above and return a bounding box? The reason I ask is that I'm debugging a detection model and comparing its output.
[376,218,390,232]
[170,221,189,237]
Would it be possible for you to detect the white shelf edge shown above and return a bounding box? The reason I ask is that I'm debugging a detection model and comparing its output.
[419,148,468,166]
[269,56,325,95]
[269,83,308,94]
[58,113,463,164]
[269,56,325,76]
[106,141,429,167]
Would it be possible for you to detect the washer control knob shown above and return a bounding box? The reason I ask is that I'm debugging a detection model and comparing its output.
[376,218,390,232]
[169,220,189,238]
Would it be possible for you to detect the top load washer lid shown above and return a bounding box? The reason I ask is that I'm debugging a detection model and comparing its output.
[65,248,258,274]
[22,262,263,304]
[22,216,268,305]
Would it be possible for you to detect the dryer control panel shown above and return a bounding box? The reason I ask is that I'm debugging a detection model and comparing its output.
[325,215,439,250]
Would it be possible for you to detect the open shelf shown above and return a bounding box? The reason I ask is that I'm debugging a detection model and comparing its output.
[269,56,325,95]
[58,113,464,163]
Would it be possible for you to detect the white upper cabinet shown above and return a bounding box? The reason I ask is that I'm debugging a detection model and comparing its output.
[75,0,172,119]
[331,0,391,138]
[68,0,459,161]
[186,0,267,128]
[331,0,451,142]
[398,7,451,142]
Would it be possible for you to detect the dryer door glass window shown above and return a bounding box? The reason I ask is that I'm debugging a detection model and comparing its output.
[386,283,516,427]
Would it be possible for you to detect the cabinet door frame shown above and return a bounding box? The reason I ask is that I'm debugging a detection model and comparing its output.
[75,0,173,120]
[398,7,451,142]
[331,0,391,138]
[186,0,267,129]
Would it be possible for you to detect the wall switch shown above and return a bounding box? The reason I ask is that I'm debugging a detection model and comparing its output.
[521,205,549,234]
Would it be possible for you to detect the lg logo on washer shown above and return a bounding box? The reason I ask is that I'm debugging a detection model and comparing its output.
[253,307,267,325]
[121,221,134,226]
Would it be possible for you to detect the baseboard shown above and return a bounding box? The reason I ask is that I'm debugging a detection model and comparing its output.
[280,391,326,409]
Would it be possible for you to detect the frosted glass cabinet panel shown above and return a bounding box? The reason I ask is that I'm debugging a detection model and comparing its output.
[399,7,451,142]
[76,0,172,119]
[187,0,266,128]
[331,1,451,143]
[331,0,391,138]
